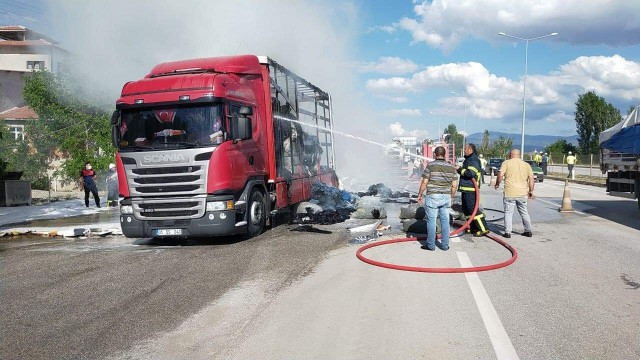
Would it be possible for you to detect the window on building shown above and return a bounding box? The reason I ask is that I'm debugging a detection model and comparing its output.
[8,125,24,140]
[26,61,45,70]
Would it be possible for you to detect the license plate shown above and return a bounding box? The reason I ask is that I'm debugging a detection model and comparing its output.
[156,229,182,236]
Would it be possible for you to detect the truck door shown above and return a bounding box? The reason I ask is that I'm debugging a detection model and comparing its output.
[228,103,262,188]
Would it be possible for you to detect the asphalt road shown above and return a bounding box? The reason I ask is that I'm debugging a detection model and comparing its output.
[0,218,360,360]
[2,176,639,359]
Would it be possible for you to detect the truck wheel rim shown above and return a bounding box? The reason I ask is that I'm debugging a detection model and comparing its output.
[250,200,264,225]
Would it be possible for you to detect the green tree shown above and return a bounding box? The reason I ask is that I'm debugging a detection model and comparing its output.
[443,123,464,156]
[0,122,49,187]
[479,130,490,156]
[627,105,636,116]
[22,70,114,181]
[489,136,513,159]
[574,91,621,154]
[544,139,577,164]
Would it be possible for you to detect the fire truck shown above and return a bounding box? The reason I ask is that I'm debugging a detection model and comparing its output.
[110,55,337,238]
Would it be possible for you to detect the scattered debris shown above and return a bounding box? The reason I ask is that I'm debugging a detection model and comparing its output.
[348,234,374,245]
[294,183,356,224]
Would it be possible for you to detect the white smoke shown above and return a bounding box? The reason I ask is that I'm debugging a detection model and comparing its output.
[45,0,386,186]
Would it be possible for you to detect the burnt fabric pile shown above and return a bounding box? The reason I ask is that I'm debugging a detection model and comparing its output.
[293,182,356,224]
[357,183,410,198]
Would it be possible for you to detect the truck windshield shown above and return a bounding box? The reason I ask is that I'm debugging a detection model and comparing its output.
[118,104,225,151]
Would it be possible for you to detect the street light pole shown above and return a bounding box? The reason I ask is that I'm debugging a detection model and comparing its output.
[498,31,558,158]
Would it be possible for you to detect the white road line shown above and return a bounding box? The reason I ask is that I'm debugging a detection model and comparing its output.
[457,251,520,360]
[534,197,587,215]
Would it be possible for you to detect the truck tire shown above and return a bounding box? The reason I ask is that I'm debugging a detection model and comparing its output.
[247,188,266,237]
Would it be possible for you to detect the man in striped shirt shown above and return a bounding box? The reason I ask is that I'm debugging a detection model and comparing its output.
[417,146,458,251]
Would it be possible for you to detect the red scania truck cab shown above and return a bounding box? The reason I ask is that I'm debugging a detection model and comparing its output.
[111,55,337,238]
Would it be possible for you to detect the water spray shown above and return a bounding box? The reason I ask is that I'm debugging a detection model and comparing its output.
[274,115,434,162]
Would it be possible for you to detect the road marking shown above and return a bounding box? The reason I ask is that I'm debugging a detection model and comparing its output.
[457,251,520,360]
[534,197,587,215]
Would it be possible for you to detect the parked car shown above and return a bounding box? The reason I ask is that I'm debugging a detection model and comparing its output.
[487,158,504,175]
[525,160,545,182]
[456,157,465,167]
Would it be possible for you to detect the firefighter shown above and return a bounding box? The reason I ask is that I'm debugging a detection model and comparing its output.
[455,143,489,237]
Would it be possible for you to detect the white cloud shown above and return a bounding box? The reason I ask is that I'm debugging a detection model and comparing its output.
[388,121,428,139]
[367,25,396,33]
[367,55,640,122]
[375,94,409,103]
[358,56,419,75]
[545,110,573,123]
[385,109,422,117]
[399,0,640,51]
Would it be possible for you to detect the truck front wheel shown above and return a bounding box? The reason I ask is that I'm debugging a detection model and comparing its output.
[247,189,266,237]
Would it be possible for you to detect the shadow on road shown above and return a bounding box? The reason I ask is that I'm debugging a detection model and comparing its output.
[578,200,640,231]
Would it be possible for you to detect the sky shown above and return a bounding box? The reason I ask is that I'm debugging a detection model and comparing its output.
[2,0,640,174]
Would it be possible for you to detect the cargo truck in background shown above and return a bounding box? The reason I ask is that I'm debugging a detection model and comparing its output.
[599,105,640,210]
[110,55,338,238]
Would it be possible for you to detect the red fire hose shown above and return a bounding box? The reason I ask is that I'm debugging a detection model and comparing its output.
[356,179,517,273]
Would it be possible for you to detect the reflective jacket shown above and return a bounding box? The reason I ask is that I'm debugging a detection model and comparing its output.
[457,152,482,192]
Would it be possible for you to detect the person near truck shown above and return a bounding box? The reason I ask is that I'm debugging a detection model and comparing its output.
[534,151,542,166]
[455,143,489,237]
[541,153,549,175]
[566,151,577,178]
[80,161,100,208]
[106,163,118,207]
[417,146,458,251]
[479,154,487,184]
[494,148,534,238]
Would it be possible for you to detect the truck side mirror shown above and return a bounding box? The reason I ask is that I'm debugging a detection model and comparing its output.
[111,126,119,148]
[236,116,252,140]
[111,110,121,148]
[111,110,121,125]
[239,106,253,116]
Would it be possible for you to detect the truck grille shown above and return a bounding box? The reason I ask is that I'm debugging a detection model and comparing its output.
[123,149,212,219]
[134,175,200,184]
[136,185,200,193]
[127,165,206,197]
[133,197,206,220]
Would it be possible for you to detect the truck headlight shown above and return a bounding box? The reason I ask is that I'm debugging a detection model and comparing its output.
[206,201,234,212]
[121,205,133,214]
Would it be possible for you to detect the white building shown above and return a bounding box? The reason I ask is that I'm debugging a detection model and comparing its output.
[0,25,68,74]
[0,26,70,138]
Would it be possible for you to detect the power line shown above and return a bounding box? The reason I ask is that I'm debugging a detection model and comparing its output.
[0,8,39,22]
[2,0,43,13]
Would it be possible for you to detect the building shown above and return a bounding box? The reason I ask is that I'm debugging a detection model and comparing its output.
[0,105,37,140]
[0,25,71,143]
[0,26,74,190]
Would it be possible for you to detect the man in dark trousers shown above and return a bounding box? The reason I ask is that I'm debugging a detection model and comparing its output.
[541,152,549,175]
[80,161,101,208]
[455,143,489,236]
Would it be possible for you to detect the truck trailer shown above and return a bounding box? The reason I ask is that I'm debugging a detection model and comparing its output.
[111,55,338,238]
[599,105,640,210]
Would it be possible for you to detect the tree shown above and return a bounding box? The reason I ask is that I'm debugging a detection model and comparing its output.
[627,105,636,116]
[22,70,114,181]
[574,91,621,154]
[443,123,464,156]
[479,130,490,156]
[489,136,513,159]
[545,139,577,164]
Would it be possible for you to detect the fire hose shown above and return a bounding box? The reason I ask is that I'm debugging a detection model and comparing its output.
[356,179,517,273]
